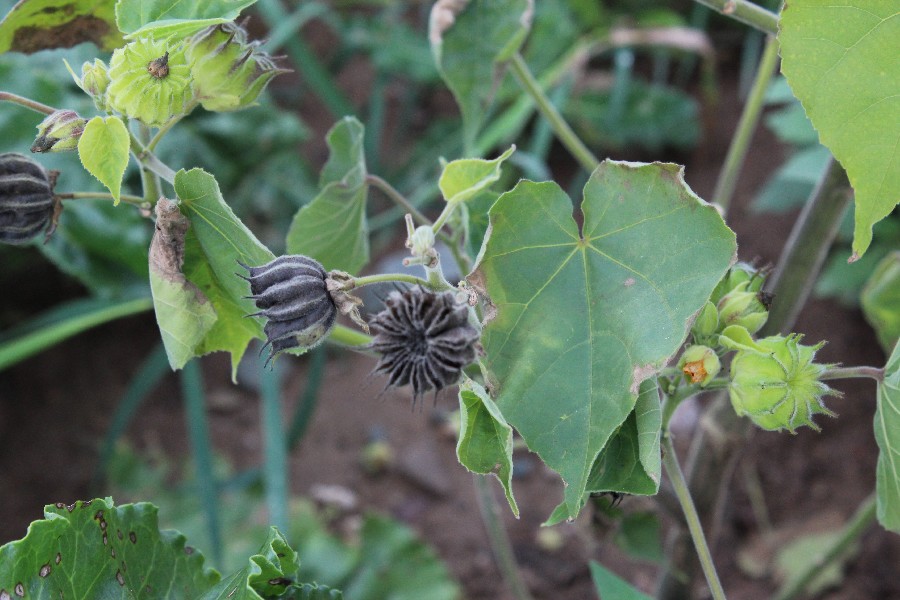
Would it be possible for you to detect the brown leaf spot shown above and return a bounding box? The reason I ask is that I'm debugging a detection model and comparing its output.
[0,590,9,600]
[11,15,112,54]
[55,553,61,565]
[129,531,137,544]
[13,583,23,597]
[150,199,190,282]
[115,570,125,586]
[39,564,51,578]
[630,363,657,395]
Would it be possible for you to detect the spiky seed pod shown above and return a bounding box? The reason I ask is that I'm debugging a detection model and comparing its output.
[106,38,194,127]
[369,287,480,400]
[242,255,337,362]
[186,22,287,112]
[0,153,58,245]
[729,333,839,433]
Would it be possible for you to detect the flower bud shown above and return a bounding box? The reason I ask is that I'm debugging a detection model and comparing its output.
[728,333,838,433]
[242,255,338,363]
[369,287,480,401]
[31,110,86,153]
[81,59,111,110]
[690,301,719,343]
[107,38,194,126]
[408,225,435,258]
[678,345,721,386]
[0,153,58,245]
[710,262,766,305]
[717,281,769,334]
[185,22,287,112]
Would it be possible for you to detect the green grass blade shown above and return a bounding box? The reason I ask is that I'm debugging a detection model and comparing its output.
[260,357,289,533]
[92,342,169,490]
[0,296,152,372]
[180,360,223,566]
[287,345,327,450]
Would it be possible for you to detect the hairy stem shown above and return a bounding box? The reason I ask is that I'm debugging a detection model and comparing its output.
[473,475,535,600]
[820,365,883,383]
[327,324,372,348]
[509,53,600,173]
[690,0,779,34]
[712,35,779,212]
[0,91,56,115]
[351,272,430,289]
[130,132,176,184]
[775,494,877,600]
[367,174,431,226]
[661,433,727,600]
[58,191,147,206]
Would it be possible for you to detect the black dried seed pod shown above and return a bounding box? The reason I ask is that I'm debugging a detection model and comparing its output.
[0,153,57,245]
[369,287,480,400]
[242,255,337,362]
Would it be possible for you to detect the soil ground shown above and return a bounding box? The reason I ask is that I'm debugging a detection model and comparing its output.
[1,38,898,600]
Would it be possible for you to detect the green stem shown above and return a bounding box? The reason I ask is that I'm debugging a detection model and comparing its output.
[0,91,56,115]
[366,174,431,226]
[712,35,779,212]
[775,494,877,600]
[509,53,600,174]
[820,366,883,382]
[690,0,779,34]
[58,191,146,207]
[431,200,458,234]
[661,434,728,600]
[327,323,372,348]
[473,475,535,600]
[146,104,196,152]
[129,132,176,184]
[351,272,430,289]
[761,159,852,335]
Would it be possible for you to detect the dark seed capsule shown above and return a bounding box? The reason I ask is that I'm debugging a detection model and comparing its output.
[369,287,479,401]
[242,255,337,363]
[0,153,56,245]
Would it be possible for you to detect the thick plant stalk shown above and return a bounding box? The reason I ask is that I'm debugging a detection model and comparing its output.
[473,475,535,600]
[691,0,779,34]
[712,35,780,212]
[509,53,601,174]
[662,434,728,600]
[762,159,851,334]
[657,159,853,598]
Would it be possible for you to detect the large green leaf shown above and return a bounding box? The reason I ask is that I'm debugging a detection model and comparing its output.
[0,0,121,53]
[174,168,274,375]
[0,498,218,598]
[115,0,258,38]
[778,1,900,258]
[78,116,131,204]
[470,161,736,518]
[875,341,900,532]
[149,200,218,371]
[861,252,900,354]
[286,117,369,274]
[457,378,518,516]
[431,0,532,147]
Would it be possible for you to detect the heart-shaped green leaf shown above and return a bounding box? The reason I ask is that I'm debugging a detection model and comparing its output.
[875,341,900,532]
[439,145,515,204]
[471,161,735,518]
[431,0,532,147]
[78,116,130,204]
[0,0,122,53]
[175,168,275,377]
[779,1,900,258]
[287,117,369,274]
[457,378,518,516]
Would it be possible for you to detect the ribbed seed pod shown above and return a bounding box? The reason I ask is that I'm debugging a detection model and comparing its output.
[242,255,338,362]
[0,153,57,245]
[369,287,480,400]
